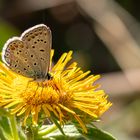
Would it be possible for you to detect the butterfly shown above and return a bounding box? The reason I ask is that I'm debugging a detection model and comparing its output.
[2,24,52,81]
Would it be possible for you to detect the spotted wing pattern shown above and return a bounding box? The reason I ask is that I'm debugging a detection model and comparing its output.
[2,24,52,79]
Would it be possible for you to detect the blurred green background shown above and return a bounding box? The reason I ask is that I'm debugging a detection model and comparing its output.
[0,0,140,140]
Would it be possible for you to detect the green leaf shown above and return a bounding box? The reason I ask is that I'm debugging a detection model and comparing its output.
[0,116,13,140]
[0,108,26,140]
[38,124,117,140]
[38,125,84,140]
[18,126,27,140]
[78,124,117,140]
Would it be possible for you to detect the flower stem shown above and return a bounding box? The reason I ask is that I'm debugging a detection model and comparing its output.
[38,124,57,137]
[9,115,19,140]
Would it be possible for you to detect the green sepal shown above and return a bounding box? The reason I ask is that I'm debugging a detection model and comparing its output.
[51,114,65,135]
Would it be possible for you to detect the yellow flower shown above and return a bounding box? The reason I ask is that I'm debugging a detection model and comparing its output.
[0,50,112,133]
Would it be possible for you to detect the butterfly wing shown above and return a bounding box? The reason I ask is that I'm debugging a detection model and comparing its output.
[2,24,52,79]
[2,38,37,78]
[21,24,52,78]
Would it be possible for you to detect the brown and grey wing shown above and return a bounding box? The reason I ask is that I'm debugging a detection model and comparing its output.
[21,24,52,78]
[2,39,37,78]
